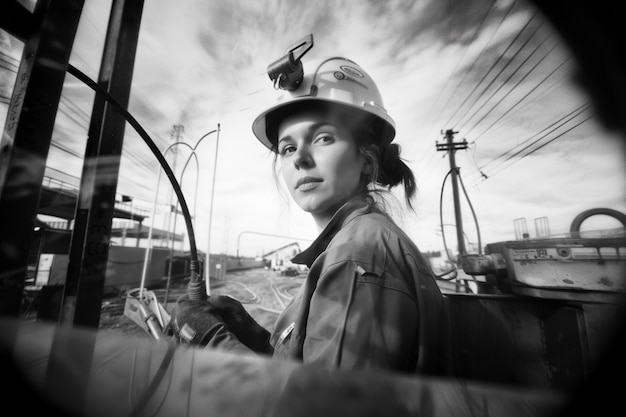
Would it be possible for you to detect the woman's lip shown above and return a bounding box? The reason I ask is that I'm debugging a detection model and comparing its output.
[295,176,323,189]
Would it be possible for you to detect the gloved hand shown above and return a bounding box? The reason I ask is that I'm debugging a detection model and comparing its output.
[170,295,227,346]
[208,295,274,354]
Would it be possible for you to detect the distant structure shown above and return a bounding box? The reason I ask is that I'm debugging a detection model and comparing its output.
[262,242,306,276]
[515,216,552,240]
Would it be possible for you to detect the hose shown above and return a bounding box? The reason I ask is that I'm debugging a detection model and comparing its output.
[66,64,205,301]
[569,207,626,235]
[437,169,458,281]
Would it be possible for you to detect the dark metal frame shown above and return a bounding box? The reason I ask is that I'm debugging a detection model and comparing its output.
[0,0,85,317]
[61,0,144,327]
[0,0,145,328]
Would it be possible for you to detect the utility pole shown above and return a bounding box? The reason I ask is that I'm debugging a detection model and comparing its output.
[171,124,184,154]
[436,129,468,256]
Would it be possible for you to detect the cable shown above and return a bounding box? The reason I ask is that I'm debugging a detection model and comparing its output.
[65,64,204,300]
[436,169,459,281]
[436,161,484,279]
[480,103,587,172]
[429,0,498,128]
[452,12,540,129]
[420,11,542,179]
[462,34,557,136]
[127,339,176,417]
[515,114,591,158]
[440,0,519,129]
[478,105,591,180]
[455,18,546,131]
[456,169,482,254]
[50,137,83,159]
[470,56,571,142]
[58,93,170,187]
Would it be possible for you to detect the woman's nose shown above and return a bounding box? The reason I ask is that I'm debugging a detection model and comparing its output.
[293,145,313,169]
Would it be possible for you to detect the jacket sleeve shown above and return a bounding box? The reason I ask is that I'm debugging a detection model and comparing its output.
[302,260,419,371]
[202,323,259,355]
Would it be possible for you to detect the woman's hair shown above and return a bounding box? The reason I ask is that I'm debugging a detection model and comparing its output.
[354,123,417,211]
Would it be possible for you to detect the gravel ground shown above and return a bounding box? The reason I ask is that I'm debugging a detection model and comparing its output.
[98,267,304,340]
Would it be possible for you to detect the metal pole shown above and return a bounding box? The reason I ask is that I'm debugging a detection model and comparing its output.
[140,129,217,303]
[171,128,219,298]
[139,168,162,300]
[180,152,199,240]
[436,130,469,258]
[164,151,198,304]
[205,124,221,295]
[0,0,84,316]
[139,141,193,300]
[61,0,144,327]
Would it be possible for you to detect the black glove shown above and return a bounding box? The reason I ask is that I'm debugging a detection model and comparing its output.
[170,295,227,346]
[208,295,274,354]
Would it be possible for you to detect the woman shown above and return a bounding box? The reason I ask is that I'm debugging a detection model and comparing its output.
[172,57,445,374]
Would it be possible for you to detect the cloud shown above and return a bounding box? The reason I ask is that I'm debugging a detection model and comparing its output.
[1,0,623,257]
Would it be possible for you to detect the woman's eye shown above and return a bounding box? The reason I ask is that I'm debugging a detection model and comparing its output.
[314,134,334,144]
[280,145,296,155]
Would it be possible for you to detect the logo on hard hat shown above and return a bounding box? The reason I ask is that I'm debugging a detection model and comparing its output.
[334,69,368,90]
[340,65,365,78]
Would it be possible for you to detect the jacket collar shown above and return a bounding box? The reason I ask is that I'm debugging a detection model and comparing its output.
[291,196,371,268]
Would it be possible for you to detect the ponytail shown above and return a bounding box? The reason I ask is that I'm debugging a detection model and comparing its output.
[358,135,417,210]
[378,144,416,209]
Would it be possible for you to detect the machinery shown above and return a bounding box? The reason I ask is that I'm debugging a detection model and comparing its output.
[450,208,625,390]
[461,207,626,302]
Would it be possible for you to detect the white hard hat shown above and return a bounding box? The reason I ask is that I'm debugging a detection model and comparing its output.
[252,57,396,151]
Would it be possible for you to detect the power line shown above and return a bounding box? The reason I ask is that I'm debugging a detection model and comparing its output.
[454,17,546,131]
[0,50,19,66]
[58,99,90,126]
[425,0,498,137]
[521,115,591,155]
[463,39,561,138]
[56,108,88,133]
[460,32,555,135]
[446,11,539,131]
[486,114,591,180]
[473,105,591,181]
[471,56,571,141]
[418,13,547,190]
[480,103,589,171]
[50,138,83,159]
[440,0,519,130]
[0,62,17,72]
[417,13,546,192]
[56,92,170,182]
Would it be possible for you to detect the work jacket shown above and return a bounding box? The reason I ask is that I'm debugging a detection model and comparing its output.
[269,197,445,374]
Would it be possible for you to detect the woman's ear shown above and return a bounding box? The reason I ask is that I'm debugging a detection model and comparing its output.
[358,145,377,181]
[362,157,373,177]
[362,162,372,175]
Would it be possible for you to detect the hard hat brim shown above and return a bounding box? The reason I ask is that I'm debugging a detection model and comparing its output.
[252,96,396,152]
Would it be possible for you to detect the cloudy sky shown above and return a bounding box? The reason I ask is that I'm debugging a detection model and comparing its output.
[1,0,625,258]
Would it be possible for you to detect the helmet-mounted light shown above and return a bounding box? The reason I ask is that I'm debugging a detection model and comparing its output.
[267,34,314,91]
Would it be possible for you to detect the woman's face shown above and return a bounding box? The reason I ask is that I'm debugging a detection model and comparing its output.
[277,109,367,227]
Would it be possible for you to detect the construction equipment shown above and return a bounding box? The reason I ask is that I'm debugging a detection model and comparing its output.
[123,287,171,340]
